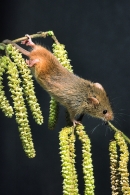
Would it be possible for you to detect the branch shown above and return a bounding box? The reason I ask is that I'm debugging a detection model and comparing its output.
[11,31,60,44]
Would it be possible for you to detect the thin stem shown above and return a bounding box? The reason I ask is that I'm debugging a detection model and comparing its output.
[51,35,60,44]
[108,121,130,144]
[11,31,59,44]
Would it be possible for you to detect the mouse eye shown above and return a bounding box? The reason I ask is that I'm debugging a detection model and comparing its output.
[103,110,107,114]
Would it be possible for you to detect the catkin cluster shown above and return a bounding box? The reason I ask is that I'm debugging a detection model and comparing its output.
[109,131,130,194]
[1,32,130,195]
[59,125,95,195]
[7,44,43,125]
[0,43,44,158]
[114,132,130,194]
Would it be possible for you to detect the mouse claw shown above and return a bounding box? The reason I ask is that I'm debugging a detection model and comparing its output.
[72,119,82,127]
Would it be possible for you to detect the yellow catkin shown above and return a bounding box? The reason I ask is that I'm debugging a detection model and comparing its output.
[0,56,13,117]
[48,96,59,130]
[5,56,35,158]
[76,124,95,195]
[6,44,43,125]
[52,43,73,72]
[109,140,120,195]
[114,132,130,194]
[59,126,80,195]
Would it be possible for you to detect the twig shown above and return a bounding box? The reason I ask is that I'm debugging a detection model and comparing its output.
[10,31,60,44]
[108,122,130,144]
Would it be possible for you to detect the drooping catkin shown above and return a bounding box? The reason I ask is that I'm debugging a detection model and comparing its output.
[52,43,73,72]
[6,44,43,125]
[5,56,35,158]
[109,140,120,195]
[48,97,59,130]
[59,126,80,195]
[0,56,13,117]
[76,124,95,195]
[114,132,130,194]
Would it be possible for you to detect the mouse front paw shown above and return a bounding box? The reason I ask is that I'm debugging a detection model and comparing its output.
[72,119,82,127]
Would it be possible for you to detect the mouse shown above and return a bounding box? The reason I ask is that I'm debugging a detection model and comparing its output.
[3,35,114,126]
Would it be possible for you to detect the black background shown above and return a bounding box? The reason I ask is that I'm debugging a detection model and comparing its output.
[1,0,130,195]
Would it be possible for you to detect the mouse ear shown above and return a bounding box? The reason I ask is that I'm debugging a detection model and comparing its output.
[87,97,99,105]
[94,83,104,90]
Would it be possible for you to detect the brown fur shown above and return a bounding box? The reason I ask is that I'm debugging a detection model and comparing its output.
[29,45,114,122]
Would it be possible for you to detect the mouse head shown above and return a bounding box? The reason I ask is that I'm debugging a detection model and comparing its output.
[86,83,114,122]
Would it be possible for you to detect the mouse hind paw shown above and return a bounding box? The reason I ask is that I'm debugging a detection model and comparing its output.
[21,34,35,47]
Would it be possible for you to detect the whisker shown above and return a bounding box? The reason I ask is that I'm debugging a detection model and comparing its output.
[107,125,114,135]
[90,124,100,134]
[115,117,125,125]
[113,118,122,128]
[116,113,130,117]
[108,125,112,132]
[114,113,130,123]
[114,116,120,121]
[105,125,109,137]
[111,96,122,101]
[119,117,127,122]
[101,121,106,126]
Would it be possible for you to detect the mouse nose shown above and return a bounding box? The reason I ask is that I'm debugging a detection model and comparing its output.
[105,112,114,121]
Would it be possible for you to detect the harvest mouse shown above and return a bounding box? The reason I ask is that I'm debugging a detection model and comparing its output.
[3,35,114,126]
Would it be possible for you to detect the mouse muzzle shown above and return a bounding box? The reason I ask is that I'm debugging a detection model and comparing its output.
[104,112,114,121]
